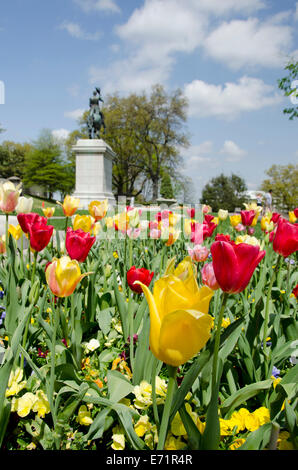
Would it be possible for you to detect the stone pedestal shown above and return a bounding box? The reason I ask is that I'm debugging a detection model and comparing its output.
[72,139,116,208]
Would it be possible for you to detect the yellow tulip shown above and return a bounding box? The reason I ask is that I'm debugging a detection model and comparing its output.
[289,211,297,224]
[42,202,55,218]
[73,214,94,233]
[57,195,80,217]
[88,199,108,221]
[229,214,242,227]
[46,255,92,298]
[8,224,22,241]
[135,257,213,367]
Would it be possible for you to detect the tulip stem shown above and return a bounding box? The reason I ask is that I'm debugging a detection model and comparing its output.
[5,214,9,256]
[157,365,177,450]
[151,358,160,429]
[31,251,38,284]
[211,292,228,391]
[263,255,281,372]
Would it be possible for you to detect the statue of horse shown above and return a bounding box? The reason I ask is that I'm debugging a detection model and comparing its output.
[87,109,106,139]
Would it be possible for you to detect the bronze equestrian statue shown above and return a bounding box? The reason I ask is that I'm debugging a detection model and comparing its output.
[87,87,106,139]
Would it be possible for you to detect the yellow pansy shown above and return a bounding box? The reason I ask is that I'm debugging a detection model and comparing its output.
[14,392,37,418]
[245,407,270,432]
[171,412,187,437]
[135,257,213,367]
[6,368,27,397]
[164,433,186,450]
[229,408,250,432]
[76,405,93,426]
[230,214,242,227]
[111,425,125,450]
[32,390,50,418]
[134,415,151,437]
[133,381,152,410]
[229,438,246,450]
[155,376,167,400]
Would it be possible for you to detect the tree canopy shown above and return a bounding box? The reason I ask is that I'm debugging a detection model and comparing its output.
[278,61,298,120]
[200,173,247,212]
[261,163,298,212]
[67,84,190,201]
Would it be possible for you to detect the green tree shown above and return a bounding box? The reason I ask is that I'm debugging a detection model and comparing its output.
[261,163,298,212]
[200,173,247,212]
[278,61,298,120]
[0,141,32,179]
[70,84,189,200]
[23,129,74,199]
[160,172,174,199]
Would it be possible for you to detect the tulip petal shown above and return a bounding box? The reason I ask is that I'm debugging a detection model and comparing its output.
[158,309,213,367]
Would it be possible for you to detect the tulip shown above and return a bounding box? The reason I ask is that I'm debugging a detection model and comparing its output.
[46,255,92,298]
[41,202,55,218]
[127,208,140,228]
[235,223,245,232]
[218,209,228,221]
[292,284,298,299]
[190,221,217,244]
[294,208,298,218]
[202,204,212,214]
[113,212,129,232]
[230,214,242,228]
[73,214,94,233]
[187,244,209,262]
[162,227,180,246]
[240,210,255,226]
[28,222,54,252]
[65,227,96,262]
[149,228,161,239]
[16,196,33,214]
[127,266,154,294]
[289,211,297,224]
[271,212,281,224]
[0,235,6,254]
[88,199,108,221]
[261,216,272,232]
[272,217,298,258]
[211,239,265,294]
[135,257,213,367]
[187,208,195,218]
[0,181,22,213]
[58,195,80,217]
[201,262,220,290]
[8,224,22,241]
[127,227,141,239]
[17,213,47,234]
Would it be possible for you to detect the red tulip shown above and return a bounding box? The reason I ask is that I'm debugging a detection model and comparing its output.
[292,284,298,298]
[271,212,281,224]
[28,222,54,252]
[210,239,265,294]
[127,266,154,294]
[17,213,47,234]
[272,217,298,258]
[65,227,96,262]
[294,208,298,218]
[190,221,217,244]
[215,233,231,242]
[240,210,255,226]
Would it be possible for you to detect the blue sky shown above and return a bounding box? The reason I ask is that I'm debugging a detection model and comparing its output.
[0,0,297,200]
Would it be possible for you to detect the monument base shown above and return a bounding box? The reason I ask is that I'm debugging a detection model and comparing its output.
[72,138,116,209]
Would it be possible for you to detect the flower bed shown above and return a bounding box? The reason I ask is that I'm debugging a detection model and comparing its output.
[0,182,297,451]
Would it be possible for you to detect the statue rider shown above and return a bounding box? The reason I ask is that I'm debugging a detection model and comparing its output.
[88,87,105,138]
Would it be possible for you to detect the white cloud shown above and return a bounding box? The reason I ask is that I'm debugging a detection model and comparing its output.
[184,76,282,119]
[64,108,85,120]
[204,16,293,69]
[52,129,70,141]
[59,21,101,40]
[220,140,247,162]
[197,0,266,16]
[90,0,207,93]
[73,0,120,13]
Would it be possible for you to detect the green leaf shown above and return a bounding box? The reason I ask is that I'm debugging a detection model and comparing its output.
[107,369,134,403]
[237,422,272,450]
[221,379,272,416]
